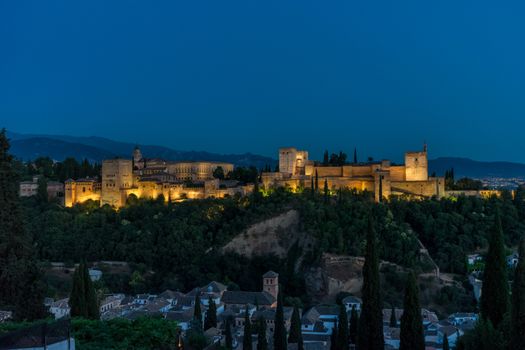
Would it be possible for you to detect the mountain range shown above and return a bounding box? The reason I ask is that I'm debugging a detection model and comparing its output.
[6,132,525,179]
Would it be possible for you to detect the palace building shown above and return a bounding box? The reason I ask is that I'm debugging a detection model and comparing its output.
[65,147,252,208]
[261,145,446,202]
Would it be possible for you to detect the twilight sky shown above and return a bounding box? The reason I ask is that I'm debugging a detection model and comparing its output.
[1,1,524,162]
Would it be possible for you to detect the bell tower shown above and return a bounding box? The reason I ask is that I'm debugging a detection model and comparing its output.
[262,271,279,299]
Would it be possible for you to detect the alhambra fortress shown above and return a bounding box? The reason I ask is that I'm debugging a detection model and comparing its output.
[262,145,445,202]
[63,144,470,208]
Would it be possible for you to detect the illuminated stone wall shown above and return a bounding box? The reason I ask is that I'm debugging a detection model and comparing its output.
[101,159,133,207]
[405,151,428,181]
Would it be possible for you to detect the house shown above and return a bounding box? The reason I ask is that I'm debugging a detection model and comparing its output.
[142,298,172,313]
[467,254,483,266]
[88,268,103,282]
[447,313,478,326]
[134,294,154,305]
[165,310,194,331]
[507,253,519,268]
[0,310,13,323]
[100,294,124,313]
[342,296,362,312]
[251,306,294,333]
[49,298,70,319]
[383,308,438,327]
[221,271,279,309]
[439,325,463,348]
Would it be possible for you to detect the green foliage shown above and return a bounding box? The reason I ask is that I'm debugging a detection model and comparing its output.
[330,320,338,350]
[256,317,267,350]
[243,307,253,350]
[357,215,384,350]
[204,297,217,330]
[224,317,233,350]
[36,176,48,203]
[456,318,504,350]
[288,305,302,345]
[389,306,397,328]
[70,263,99,320]
[349,306,358,345]
[213,166,225,180]
[510,238,525,350]
[399,272,424,350]
[72,317,179,350]
[273,292,287,350]
[0,129,47,321]
[480,210,509,328]
[337,304,349,350]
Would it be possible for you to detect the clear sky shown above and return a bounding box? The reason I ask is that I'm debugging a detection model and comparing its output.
[1,1,524,162]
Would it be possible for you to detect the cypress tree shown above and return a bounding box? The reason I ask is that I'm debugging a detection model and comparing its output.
[480,210,509,328]
[323,150,329,165]
[315,170,319,192]
[204,297,217,330]
[273,292,287,350]
[510,238,525,350]
[224,317,233,349]
[330,320,339,350]
[337,304,349,350]
[442,335,449,350]
[70,264,87,317]
[349,305,358,345]
[353,148,358,164]
[70,262,99,319]
[0,129,46,321]
[36,176,48,203]
[324,178,329,203]
[82,263,99,319]
[399,272,424,350]
[257,317,267,350]
[311,177,315,198]
[357,215,384,350]
[389,307,397,328]
[288,305,302,344]
[243,307,253,350]
[194,293,203,330]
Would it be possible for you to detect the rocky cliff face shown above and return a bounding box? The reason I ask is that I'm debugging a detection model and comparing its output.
[221,209,310,258]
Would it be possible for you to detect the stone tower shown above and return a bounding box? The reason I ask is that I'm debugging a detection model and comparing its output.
[405,144,428,181]
[101,159,133,208]
[133,146,143,170]
[262,271,279,299]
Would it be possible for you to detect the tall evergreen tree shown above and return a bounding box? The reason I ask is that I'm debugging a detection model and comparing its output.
[480,210,509,328]
[82,263,99,319]
[399,272,424,350]
[353,148,358,164]
[442,335,449,350]
[315,170,319,192]
[389,307,397,328]
[194,293,203,330]
[36,176,48,203]
[243,307,253,350]
[70,264,87,317]
[324,178,329,203]
[510,238,525,350]
[288,305,302,345]
[330,320,339,350]
[0,129,46,321]
[204,297,217,330]
[257,317,267,350]
[337,304,349,350]
[349,305,358,345]
[323,150,329,166]
[224,317,233,350]
[310,177,315,198]
[70,262,99,319]
[357,215,384,350]
[273,292,287,350]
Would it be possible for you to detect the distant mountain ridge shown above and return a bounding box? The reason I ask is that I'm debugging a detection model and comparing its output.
[7,131,277,169]
[6,132,525,178]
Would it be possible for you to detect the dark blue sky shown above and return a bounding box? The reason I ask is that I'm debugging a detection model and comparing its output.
[1,1,524,162]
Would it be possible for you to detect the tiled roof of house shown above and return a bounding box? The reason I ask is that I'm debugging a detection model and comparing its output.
[221,291,275,306]
[262,271,279,278]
